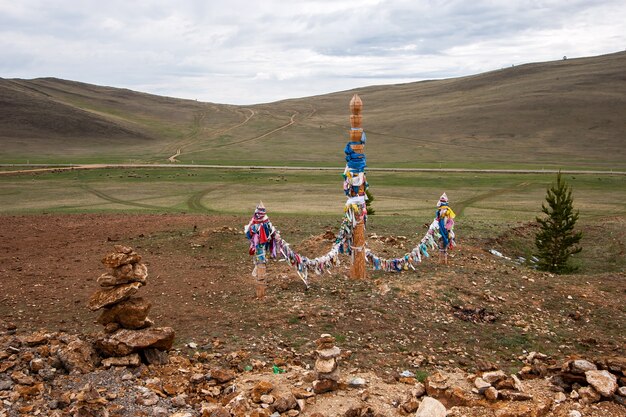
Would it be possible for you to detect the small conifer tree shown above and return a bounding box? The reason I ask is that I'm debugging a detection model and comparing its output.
[535,172,582,273]
[365,188,375,215]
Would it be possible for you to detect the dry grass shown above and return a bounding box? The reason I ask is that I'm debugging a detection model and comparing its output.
[1,52,625,168]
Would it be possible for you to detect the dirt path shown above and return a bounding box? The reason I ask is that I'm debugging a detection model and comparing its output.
[2,164,624,176]
[455,181,532,216]
[167,148,181,163]
[183,111,300,155]
[169,108,256,161]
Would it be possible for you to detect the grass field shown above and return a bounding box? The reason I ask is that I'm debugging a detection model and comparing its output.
[1,168,624,273]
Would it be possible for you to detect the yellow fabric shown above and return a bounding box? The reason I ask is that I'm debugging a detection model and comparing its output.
[439,206,456,219]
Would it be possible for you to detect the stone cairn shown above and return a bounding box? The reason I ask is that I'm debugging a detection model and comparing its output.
[87,245,175,365]
[313,333,341,394]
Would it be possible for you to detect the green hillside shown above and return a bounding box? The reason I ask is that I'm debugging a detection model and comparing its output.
[1,51,625,169]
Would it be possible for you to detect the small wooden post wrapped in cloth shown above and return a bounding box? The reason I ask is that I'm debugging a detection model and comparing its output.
[244,202,273,298]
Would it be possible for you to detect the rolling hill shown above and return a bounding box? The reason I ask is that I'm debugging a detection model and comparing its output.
[1,51,625,169]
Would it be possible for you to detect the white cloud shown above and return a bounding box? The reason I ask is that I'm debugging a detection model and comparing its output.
[0,0,625,104]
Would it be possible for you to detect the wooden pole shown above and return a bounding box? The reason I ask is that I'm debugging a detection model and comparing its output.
[255,263,267,299]
[349,94,367,280]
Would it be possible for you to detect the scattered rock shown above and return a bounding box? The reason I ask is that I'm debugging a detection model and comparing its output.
[211,368,236,383]
[585,369,618,397]
[569,359,597,374]
[348,377,367,388]
[252,380,274,403]
[482,370,507,385]
[474,377,491,393]
[101,353,141,367]
[57,338,97,374]
[578,386,601,404]
[415,397,447,417]
[485,387,499,401]
[273,388,297,413]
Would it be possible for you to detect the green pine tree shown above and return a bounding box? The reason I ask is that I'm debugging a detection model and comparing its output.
[365,188,375,215]
[534,172,583,273]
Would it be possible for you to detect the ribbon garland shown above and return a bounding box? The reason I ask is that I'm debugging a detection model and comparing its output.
[364,193,456,272]
[245,203,363,288]
[244,195,457,285]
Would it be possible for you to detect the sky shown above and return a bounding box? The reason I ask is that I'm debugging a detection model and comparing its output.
[1,1,625,105]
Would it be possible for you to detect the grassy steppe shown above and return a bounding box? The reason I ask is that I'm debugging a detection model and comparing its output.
[1,168,624,273]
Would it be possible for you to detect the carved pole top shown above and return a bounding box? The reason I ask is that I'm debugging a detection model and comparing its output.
[350,94,363,115]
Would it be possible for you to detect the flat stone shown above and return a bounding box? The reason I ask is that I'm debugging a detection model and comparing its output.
[499,389,533,401]
[605,357,626,373]
[348,377,367,388]
[98,262,148,286]
[201,404,231,417]
[95,327,175,357]
[21,332,49,346]
[618,386,626,397]
[88,282,142,311]
[102,353,141,367]
[315,357,337,374]
[313,379,338,394]
[291,387,314,399]
[113,245,134,254]
[585,369,618,397]
[415,397,447,417]
[211,368,236,383]
[102,250,142,268]
[97,297,152,329]
[11,371,35,386]
[316,346,341,360]
[482,370,507,384]
[570,359,597,374]
[474,377,491,393]
[316,334,335,348]
[317,368,340,382]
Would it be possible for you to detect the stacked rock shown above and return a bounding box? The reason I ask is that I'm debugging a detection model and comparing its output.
[88,245,175,364]
[312,333,341,394]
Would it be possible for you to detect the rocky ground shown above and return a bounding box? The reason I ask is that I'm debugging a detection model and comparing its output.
[0,213,624,416]
[0,325,625,417]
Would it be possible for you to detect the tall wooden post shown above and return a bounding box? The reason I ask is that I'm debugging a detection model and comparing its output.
[349,94,367,280]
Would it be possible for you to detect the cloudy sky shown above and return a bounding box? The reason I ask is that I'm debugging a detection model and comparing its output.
[1,1,625,104]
